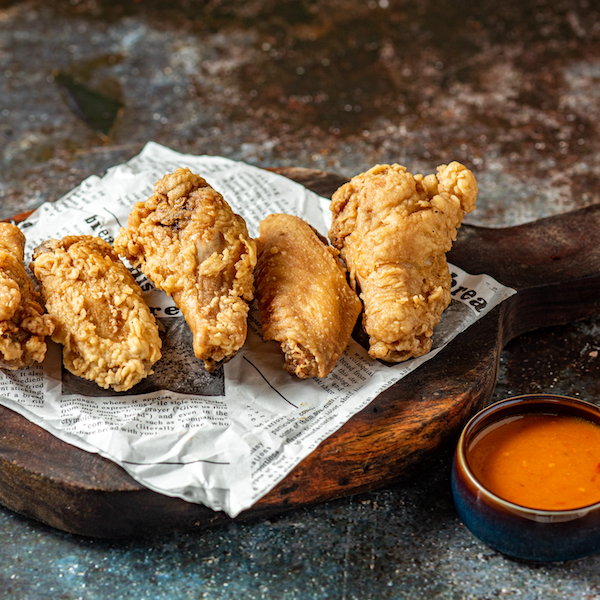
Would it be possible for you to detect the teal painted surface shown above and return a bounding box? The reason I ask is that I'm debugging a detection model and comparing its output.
[3,435,600,598]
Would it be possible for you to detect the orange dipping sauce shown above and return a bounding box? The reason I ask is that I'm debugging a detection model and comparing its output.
[467,413,600,511]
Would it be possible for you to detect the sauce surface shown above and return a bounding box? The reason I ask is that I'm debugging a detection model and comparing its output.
[467,413,600,510]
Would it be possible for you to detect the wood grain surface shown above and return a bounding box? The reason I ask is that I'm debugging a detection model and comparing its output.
[1,167,600,538]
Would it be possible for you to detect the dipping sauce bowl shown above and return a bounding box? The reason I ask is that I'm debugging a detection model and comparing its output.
[452,394,600,562]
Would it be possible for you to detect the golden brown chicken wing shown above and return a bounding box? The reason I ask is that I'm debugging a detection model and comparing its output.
[0,223,54,369]
[114,167,257,372]
[255,213,362,378]
[329,162,477,362]
[31,236,162,391]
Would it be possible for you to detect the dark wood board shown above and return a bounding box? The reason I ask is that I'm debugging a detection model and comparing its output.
[1,167,600,538]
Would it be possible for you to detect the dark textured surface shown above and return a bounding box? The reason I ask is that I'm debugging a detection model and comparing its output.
[3,0,600,226]
[2,0,600,597]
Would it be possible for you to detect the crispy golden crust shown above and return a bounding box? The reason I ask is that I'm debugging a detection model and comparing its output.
[113,167,257,372]
[0,223,55,369]
[31,236,162,391]
[329,161,477,362]
[255,213,362,378]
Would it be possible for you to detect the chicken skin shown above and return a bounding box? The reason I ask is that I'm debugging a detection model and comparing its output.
[329,162,477,362]
[114,168,257,372]
[0,223,54,369]
[31,236,162,392]
[255,213,362,378]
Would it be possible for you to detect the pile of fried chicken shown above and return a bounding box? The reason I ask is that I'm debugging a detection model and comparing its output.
[0,162,477,391]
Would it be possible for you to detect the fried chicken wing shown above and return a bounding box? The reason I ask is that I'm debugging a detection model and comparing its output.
[0,223,54,369]
[113,167,257,372]
[255,213,362,378]
[31,236,162,391]
[329,162,477,362]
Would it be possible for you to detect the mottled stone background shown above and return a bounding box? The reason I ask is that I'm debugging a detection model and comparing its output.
[3,0,600,225]
[2,1,600,599]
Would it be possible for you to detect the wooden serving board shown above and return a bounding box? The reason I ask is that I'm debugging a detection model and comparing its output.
[1,168,600,538]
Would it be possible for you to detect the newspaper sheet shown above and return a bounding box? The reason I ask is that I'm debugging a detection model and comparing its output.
[0,142,516,517]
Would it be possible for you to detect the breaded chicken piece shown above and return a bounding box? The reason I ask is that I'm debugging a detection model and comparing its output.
[329,162,477,362]
[113,168,257,372]
[255,214,362,379]
[31,236,162,391]
[0,223,54,369]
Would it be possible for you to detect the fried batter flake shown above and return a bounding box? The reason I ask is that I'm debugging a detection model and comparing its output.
[0,223,54,370]
[255,213,362,378]
[31,236,162,391]
[114,167,257,372]
[329,162,477,362]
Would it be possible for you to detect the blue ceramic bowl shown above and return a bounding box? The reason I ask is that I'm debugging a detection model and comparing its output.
[452,394,600,562]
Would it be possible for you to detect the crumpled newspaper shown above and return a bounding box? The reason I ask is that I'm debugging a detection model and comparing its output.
[0,142,516,517]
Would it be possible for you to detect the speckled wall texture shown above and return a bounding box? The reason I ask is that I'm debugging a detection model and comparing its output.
[2,0,600,226]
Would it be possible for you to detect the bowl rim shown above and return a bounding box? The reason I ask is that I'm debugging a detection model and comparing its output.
[456,393,600,517]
